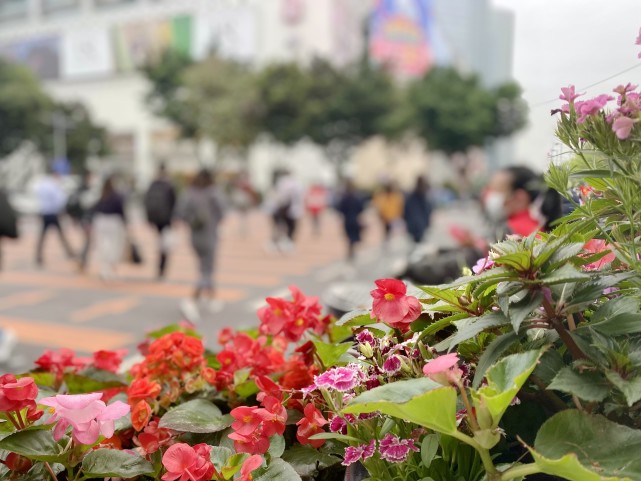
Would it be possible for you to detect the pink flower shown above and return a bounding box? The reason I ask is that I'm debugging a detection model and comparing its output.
[582,239,616,270]
[296,404,328,448]
[614,83,638,96]
[329,416,348,435]
[39,393,130,445]
[423,353,463,386]
[636,27,641,57]
[370,279,422,331]
[0,375,39,413]
[342,439,376,466]
[559,85,583,103]
[612,115,637,139]
[576,94,614,123]
[239,455,263,481]
[382,355,402,374]
[161,443,215,481]
[472,257,495,275]
[378,434,419,463]
[356,330,375,345]
[315,366,364,392]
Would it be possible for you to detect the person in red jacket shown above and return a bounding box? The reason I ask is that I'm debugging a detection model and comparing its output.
[305,183,328,235]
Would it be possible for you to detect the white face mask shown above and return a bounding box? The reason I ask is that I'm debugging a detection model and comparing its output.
[485,191,507,222]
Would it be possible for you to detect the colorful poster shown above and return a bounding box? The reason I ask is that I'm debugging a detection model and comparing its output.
[61,28,114,79]
[281,0,305,25]
[0,36,61,80]
[112,15,192,72]
[369,0,434,78]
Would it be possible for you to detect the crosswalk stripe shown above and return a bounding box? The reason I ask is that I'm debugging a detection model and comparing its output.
[0,289,54,311]
[70,297,140,323]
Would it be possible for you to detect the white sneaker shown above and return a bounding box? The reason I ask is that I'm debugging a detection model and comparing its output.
[0,329,17,364]
[180,299,201,323]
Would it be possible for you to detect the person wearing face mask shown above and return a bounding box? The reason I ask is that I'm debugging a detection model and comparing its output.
[483,166,562,239]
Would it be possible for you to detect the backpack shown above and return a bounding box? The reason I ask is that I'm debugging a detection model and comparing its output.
[66,190,84,220]
[144,180,174,226]
[0,190,19,239]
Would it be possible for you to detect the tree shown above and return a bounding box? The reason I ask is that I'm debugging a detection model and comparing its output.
[0,58,51,159]
[142,49,198,140]
[182,55,261,158]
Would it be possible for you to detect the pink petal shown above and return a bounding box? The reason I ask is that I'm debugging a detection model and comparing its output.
[99,420,116,440]
[97,401,130,421]
[53,393,103,409]
[52,418,70,441]
[373,298,409,324]
[162,444,197,473]
[73,420,101,445]
[423,353,459,375]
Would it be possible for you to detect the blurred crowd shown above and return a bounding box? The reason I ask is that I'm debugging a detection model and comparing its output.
[0,162,563,361]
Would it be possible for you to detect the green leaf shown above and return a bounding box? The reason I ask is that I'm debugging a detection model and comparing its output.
[222,453,248,479]
[588,297,641,336]
[530,410,641,480]
[336,309,374,327]
[545,242,586,269]
[312,340,352,368]
[268,434,286,458]
[63,373,126,394]
[343,378,458,435]
[421,312,468,337]
[548,367,610,402]
[435,312,508,351]
[308,432,361,443]
[472,331,522,388]
[146,323,202,339]
[605,371,641,407]
[0,430,66,463]
[235,379,259,398]
[254,458,303,481]
[81,449,154,478]
[506,293,543,332]
[419,286,465,308]
[541,263,590,285]
[494,251,532,272]
[159,399,232,433]
[472,349,544,428]
[421,434,439,467]
[281,445,341,477]
[210,446,233,472]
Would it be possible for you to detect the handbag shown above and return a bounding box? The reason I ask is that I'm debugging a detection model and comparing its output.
[0,190,19,239]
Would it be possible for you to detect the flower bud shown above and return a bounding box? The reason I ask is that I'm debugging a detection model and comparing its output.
[359,342,374,359]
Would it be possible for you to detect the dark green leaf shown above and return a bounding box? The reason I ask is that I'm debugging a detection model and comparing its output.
[531,410,641,480]
[268,434,286,458]
[63,373,126,394]
[588,297,641,336]
[494,252,532,272]
[210,446,233,472]
[82,449,154,478]
[0,430,66,463]
[159,399,232,433]
[254,458,303,481]
[281,445,341,477]
[421,434,439,467]
[472,331,522,388]
[336,310,374,327]
[548,367,610,402]
[435,312,508,351]
[541,264,590,285]
[545,243,586,269]
[605,371,641,407]
[507,293,543,332]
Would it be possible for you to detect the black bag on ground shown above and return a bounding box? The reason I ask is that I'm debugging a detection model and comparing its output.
[127,240,144,265]
[0,190,19,239]
[404,246,483,285]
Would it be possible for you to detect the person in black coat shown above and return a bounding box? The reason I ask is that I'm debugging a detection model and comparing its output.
[336,180,366,261]
[404,176,433,244]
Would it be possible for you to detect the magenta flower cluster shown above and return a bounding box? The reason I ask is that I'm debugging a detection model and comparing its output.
[314,365,365,392]
[342,435,418,466]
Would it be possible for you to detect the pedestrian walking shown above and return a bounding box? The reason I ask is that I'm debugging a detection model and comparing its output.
[372,181,404,247]
[230,171,257,238]
[92,176,127,281]
[404,176,433,245]
[177,169,226,322]
[306,183,328,236]
[274,169,304,250]
[67,170,96,272]
[336,180,366,262]
[144,164,177,279]
[34,170,75,266]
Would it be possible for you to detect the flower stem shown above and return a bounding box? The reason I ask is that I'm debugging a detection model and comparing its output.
[456,381,480,432]
[14,409,26,429]
[541,298,586,360]
[499,462,541,481]
[44,462,58,481]
[4,411,21,430]
[449,431,498,479]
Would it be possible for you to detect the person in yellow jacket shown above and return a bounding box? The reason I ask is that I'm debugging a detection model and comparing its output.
[372,182,405,245]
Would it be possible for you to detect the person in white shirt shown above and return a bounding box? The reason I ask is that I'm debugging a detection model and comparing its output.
[34,171,75,266]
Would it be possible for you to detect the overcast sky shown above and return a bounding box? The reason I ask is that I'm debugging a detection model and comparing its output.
[491,0,641,170]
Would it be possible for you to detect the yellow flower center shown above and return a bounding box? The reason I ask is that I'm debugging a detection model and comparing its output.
[384,293,395,301]
[48,407,56,414]
[295,318,304,327]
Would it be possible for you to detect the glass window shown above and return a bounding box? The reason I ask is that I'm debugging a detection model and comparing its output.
[42,0,80,15]
[94,0,135,8]
[0,0,28,22]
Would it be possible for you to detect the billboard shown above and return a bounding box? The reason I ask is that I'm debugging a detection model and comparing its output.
[193,8,257,62]
[0,35,61,80]
[61,28,114,79]
[369,0,434,78]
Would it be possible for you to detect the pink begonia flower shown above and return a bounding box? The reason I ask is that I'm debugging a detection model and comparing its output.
[239,455,263,481]
[161,443,215,481]
[378,434,419,463]
[315,365,365,392]
[583,239,616,270]
[40,393,130,445]
[370,279,422,331]
[559,85,584,103]
[614,83,638,96]
[423,353,463,386]
[636,27,641,58]
[612,115,637,139]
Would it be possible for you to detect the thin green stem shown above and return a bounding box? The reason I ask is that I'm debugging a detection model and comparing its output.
[14,409,26,429]
[456,382,481,432]
[4,411,21,430]
[499,462,542,481]
[44,462,58,481]
[449,431,498,479]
